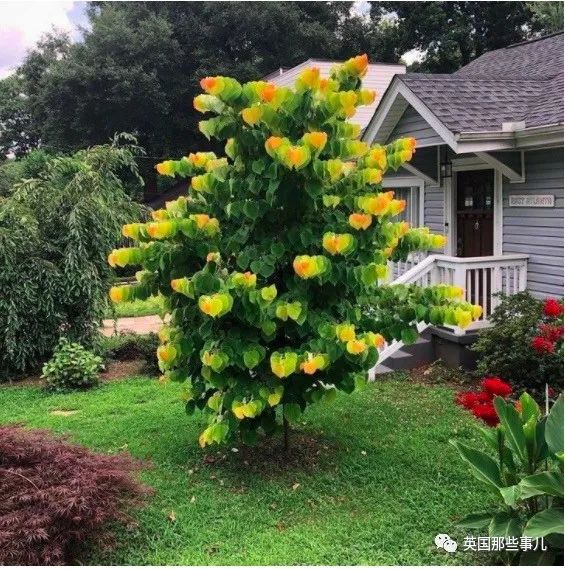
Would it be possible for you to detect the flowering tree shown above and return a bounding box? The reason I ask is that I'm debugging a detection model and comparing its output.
[108,55,482,447]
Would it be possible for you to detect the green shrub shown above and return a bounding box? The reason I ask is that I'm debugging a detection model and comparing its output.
[451,394,564,565]
[0,135,145,376]
[97,333,159,374]
[473,292,563,395]
[42,338,103,391]
[0,160,24,197]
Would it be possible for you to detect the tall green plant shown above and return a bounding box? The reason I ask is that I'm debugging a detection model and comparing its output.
[0,134,144,375]
[451,395,564,564]
[109,56,482,447]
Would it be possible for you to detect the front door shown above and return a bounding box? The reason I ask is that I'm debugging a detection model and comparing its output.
[455,169,495,314]
[456,169,494,257]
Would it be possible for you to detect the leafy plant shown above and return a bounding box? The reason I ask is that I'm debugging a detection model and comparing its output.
[0,425,150,565]
[473,292,563,396]
[42,338,103,391]
[0,135,145,376]
[97,332,159,375]
[109,56,482,447]
[0,150,51,197]
[451,394,564,564]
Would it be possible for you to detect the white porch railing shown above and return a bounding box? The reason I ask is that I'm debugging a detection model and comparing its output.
[374,254,529,370]
[388,251,428,281]
[432,254,529,332]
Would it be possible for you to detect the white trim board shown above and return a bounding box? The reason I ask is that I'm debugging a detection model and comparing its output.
[476,151,525,183]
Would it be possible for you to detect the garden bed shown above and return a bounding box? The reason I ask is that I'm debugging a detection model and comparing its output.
[0,376,495,565]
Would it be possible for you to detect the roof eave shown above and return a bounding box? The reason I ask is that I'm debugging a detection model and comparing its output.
[456,123,564,151]
[362,76,459,150]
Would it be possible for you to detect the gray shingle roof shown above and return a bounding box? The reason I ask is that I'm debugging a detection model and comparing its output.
[455,32,563,80]
[398,32,564,133]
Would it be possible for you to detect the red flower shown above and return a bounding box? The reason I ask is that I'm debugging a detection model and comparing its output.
[476,391,493,403]
[543,298,563,318]
[455,392,480,409]
[482,377,513,397]
[531,336,555,354]
[472,403,499,427]
[539,323,564,342]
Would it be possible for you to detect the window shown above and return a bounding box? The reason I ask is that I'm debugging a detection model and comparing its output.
[392,186,421,226]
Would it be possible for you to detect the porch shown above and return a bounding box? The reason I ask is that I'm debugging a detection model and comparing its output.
[389,252,529,334]
[372,253,529,374]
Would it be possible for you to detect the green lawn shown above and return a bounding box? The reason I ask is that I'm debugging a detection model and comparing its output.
[0,375,497,565]
[104,296,164,318]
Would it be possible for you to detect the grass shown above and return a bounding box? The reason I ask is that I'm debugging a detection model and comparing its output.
[0,374,498,565]
[104,296,164,318]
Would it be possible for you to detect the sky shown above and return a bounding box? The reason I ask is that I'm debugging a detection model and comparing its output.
[0,1,89,78]
[0,0,420,79]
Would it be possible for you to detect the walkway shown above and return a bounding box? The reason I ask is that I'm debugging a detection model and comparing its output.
[101,315,165,336]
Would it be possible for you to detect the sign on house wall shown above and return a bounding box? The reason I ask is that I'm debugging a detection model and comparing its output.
[509,195,554,207]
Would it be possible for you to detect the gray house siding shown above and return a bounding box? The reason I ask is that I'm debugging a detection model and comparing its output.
[503,148,564,298]
[387,105,444,147]
[423,185,445,236]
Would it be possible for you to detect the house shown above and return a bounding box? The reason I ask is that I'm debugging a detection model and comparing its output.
[362,32,564,371]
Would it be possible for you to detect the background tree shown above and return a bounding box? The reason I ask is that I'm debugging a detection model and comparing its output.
[0,76,37,159]
[5,2,550,158]
[13,2,391,157]
[0,135,145,376]
[380,1,542,72]
[528,1,564,33]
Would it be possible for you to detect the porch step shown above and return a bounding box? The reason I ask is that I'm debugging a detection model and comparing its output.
[388,330,434,369]
[371,330,434,378]
[370,363,393,378]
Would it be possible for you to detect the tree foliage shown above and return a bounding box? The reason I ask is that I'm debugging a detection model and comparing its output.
[528,1,564,34]
[381,1,543,72]
[4,2,550,157]
[12,2,382,157]
[109,57,482,447]
[0,135,144,375]
[0,75,37,159]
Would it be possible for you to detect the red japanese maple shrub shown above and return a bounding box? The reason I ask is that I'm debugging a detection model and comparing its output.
[0,426,151,565]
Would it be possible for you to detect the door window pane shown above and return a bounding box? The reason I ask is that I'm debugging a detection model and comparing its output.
[457,170,493,211]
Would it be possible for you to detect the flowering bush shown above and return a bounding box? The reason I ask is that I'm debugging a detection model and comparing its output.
[531,299,564,357]
[456,377,513,426]
[473,292,563,396]
[109,55,482,447]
